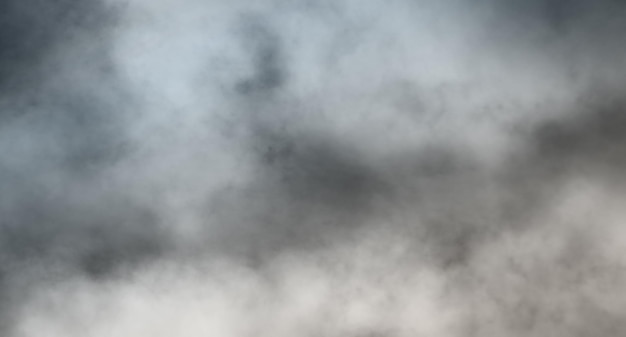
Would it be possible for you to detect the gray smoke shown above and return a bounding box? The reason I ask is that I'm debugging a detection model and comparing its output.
[2,0,626,336]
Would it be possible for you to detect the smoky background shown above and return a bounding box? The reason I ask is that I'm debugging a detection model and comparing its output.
[2,0,626,336]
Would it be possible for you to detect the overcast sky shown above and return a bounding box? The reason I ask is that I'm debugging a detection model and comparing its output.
[2,0,626,336]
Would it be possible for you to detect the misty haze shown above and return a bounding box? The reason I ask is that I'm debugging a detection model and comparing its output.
[2,0,626,336]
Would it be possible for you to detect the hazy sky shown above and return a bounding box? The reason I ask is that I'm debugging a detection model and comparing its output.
[2,0,626,336]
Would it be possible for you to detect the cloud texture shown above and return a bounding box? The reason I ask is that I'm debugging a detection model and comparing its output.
[2,0,626,336]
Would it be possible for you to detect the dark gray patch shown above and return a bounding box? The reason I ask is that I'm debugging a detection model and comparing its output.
[0,190,168,278]
[201,129,388,262]
[78,218,167,279]
[0,1,153,331]
[0,0,115,99]
[490,0,626,28]
[530,93,626,177]
[487,91,626,238]
[256,129,385,211]
[234,15,287,95]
